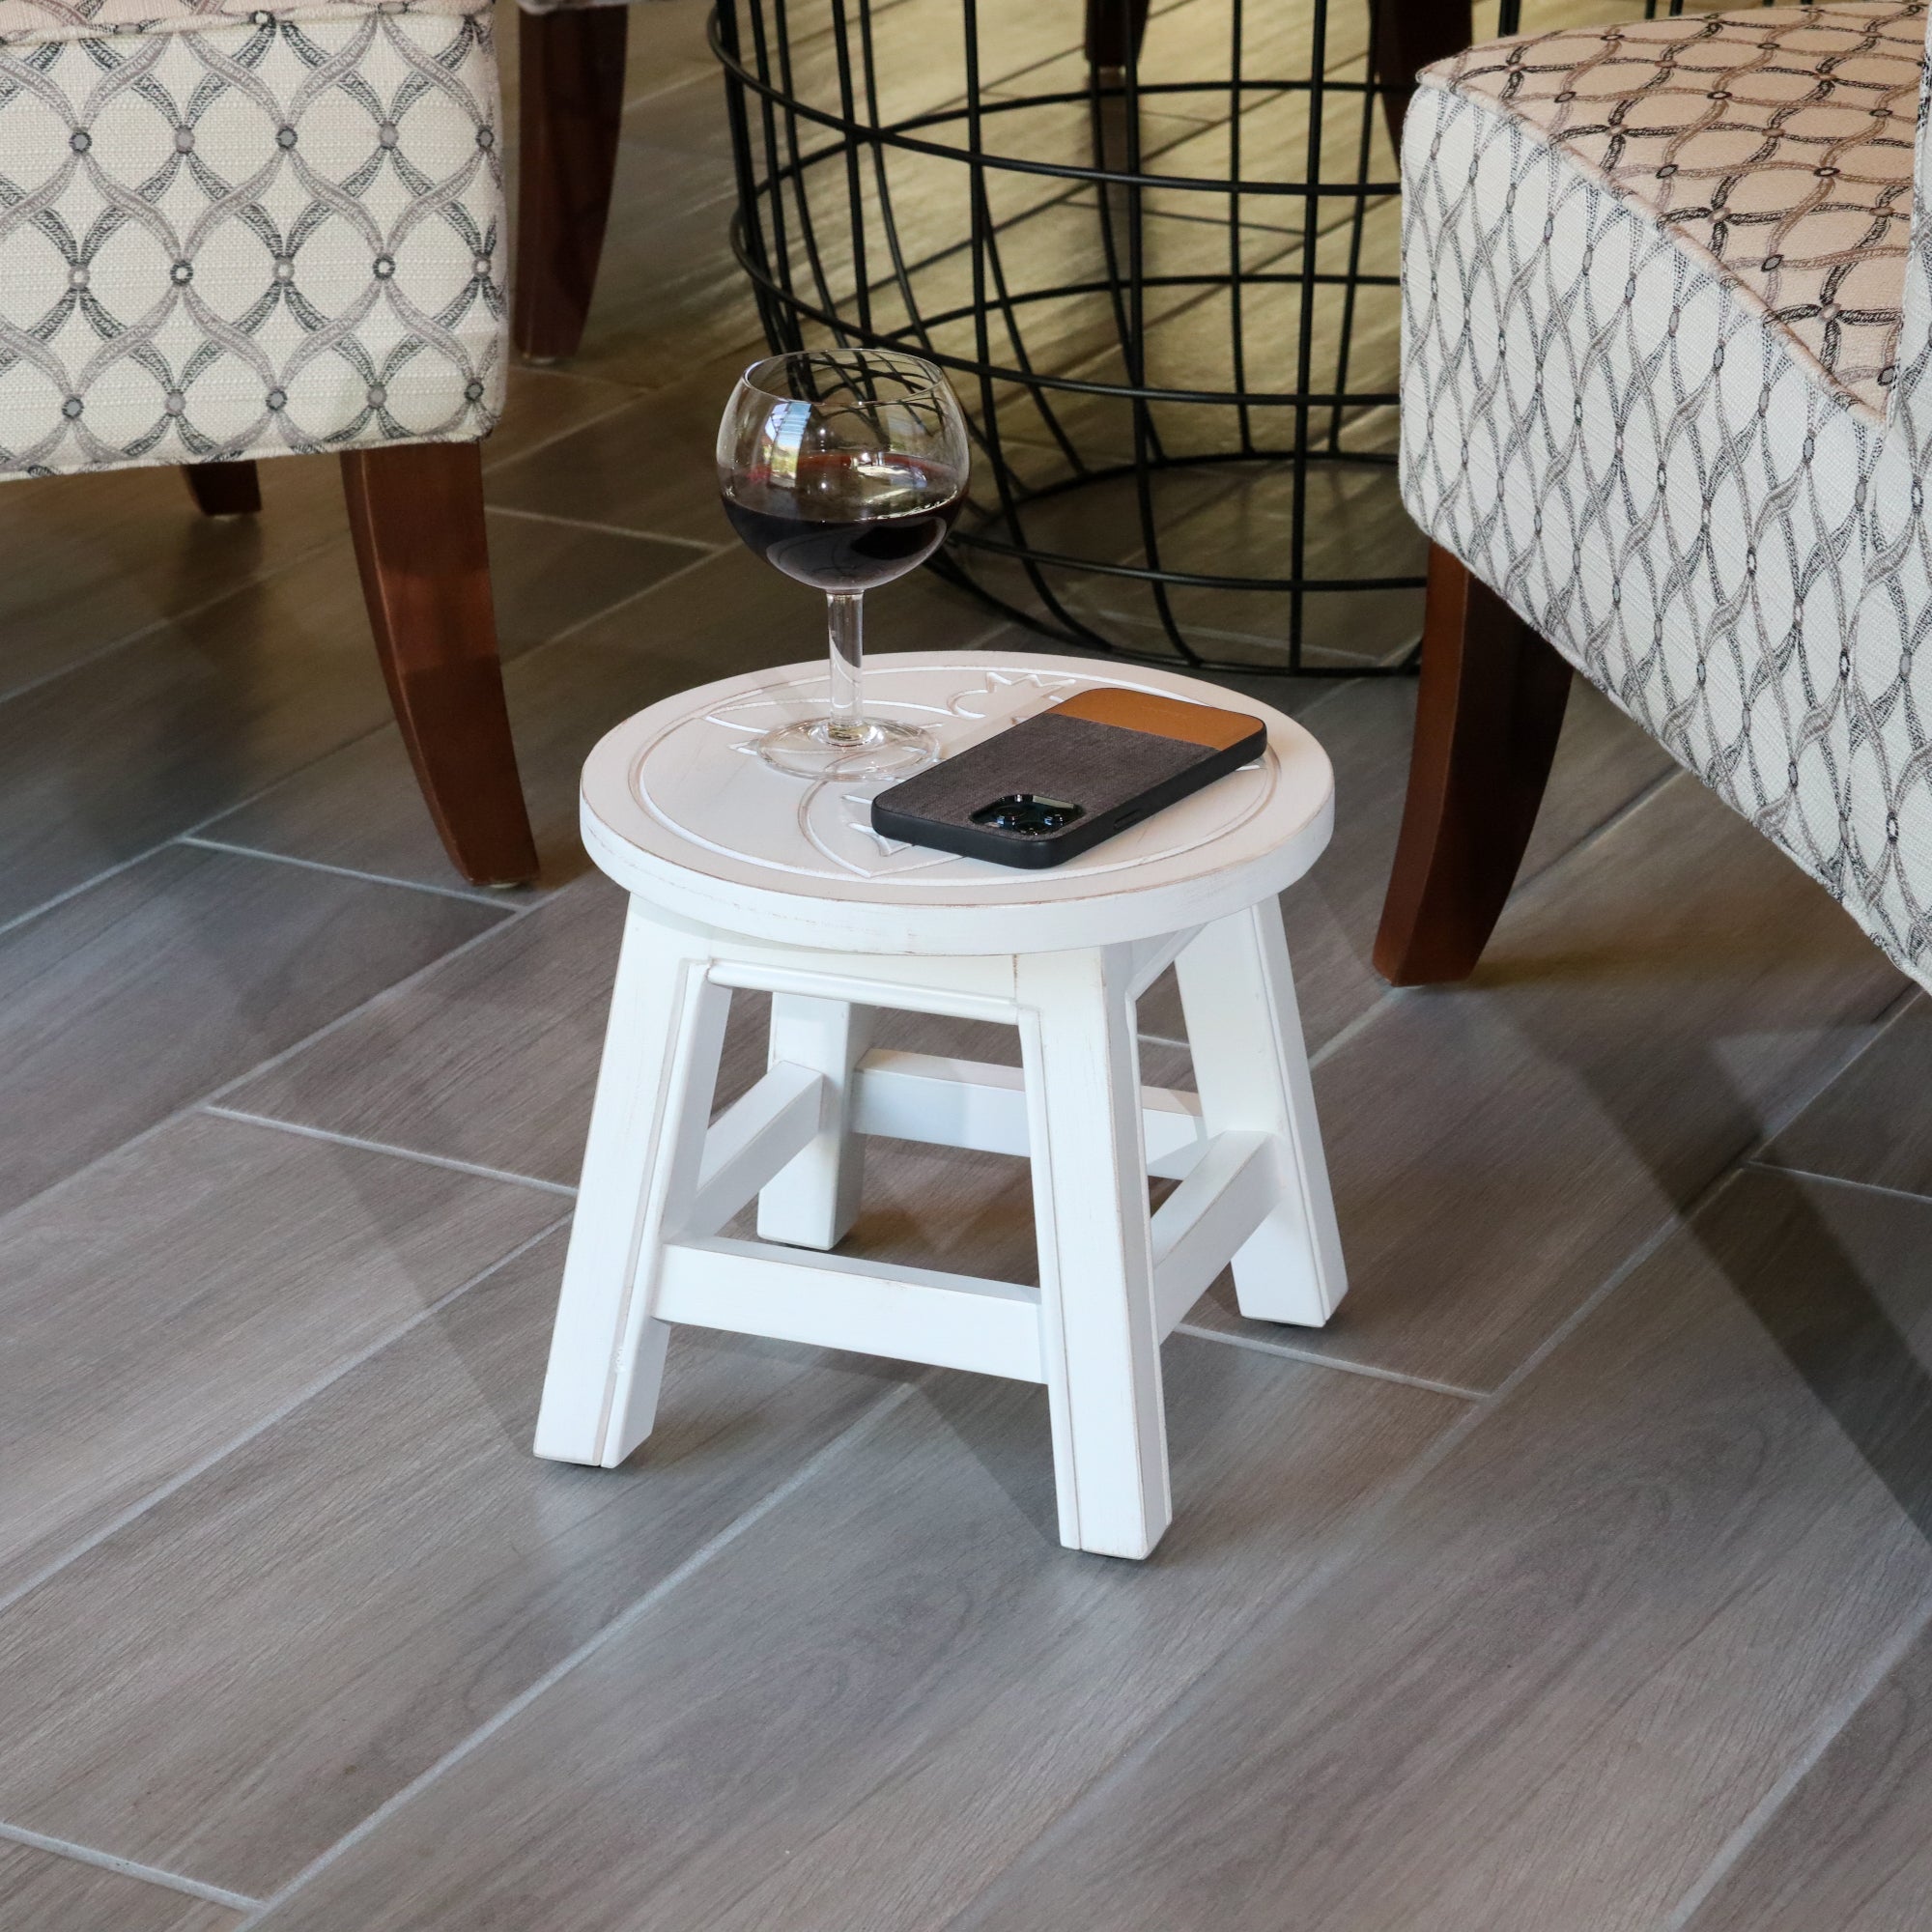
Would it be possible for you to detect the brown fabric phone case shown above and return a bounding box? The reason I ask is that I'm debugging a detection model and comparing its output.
[869,689,1267,868]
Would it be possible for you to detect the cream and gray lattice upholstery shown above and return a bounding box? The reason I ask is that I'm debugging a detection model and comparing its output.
[1402,2,1932,991]
[0,0,504,476]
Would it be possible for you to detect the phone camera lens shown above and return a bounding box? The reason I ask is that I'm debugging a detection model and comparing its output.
[971,792,1084,838]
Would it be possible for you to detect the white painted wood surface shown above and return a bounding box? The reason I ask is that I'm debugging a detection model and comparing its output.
[537,655,1346,1557]
[657,1237,1043,1382]
[1018,944,1174,1558]
[687,1062,826,1239]
[578,654,1334,954]
[1176,902,1347,1325]
[533,904,730,1468]
[755,995,871,1251]
[1150,1129,1279,1337]
[848,1049,1209,1179]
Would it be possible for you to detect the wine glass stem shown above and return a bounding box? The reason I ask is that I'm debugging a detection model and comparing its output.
[825,591,866,745]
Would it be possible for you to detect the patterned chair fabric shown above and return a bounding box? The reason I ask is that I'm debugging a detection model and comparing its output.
[1401,2,1932,993]
[0,0,504,476]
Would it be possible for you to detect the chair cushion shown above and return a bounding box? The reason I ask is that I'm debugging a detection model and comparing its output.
[1425,3,1925,415]
[1400,5,1932,991]
[0,3,503,474]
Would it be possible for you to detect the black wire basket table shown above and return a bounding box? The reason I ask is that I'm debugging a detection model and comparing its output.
[709,0,1729,676]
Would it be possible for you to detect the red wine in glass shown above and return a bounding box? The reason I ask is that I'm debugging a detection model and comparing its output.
[723,452,963,592]
[717,349,972,781]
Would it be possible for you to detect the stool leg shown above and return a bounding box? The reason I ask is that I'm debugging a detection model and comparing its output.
[1018,946,1171,1560]
[756,994,873,1250]
[1175,902,1346,1327]
[535,903,730,1467]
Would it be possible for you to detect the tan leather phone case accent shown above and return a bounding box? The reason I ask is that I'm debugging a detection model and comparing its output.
[1052,687,1264,752]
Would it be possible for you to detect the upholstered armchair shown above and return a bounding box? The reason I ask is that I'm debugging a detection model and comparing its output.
[3,0,535,885]
[1379,2,1932,998]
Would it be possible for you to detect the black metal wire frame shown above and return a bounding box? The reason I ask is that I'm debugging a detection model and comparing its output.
[711,0,1768,675]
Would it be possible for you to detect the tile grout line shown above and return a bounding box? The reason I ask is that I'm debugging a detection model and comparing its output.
[1171,954,1916,1436]
[0,1819,261,1915]
[938,1183,1728,1932]
[207,1024,1241,1204]
[0,494,1340,951]
[1517,766,1682,898]
[195,900,560,1112]
[1172,1322,1484,1401]
[1310,983,1400,1069]
[238,1377,924,1928]
[177,837,526,910]
[176,526,717,861]
[0,847,1197,1244]
[0,1214,571,1628]
[0,471,740,949]
[203,1106,579,1200]
[521,539,732,656]
[0,756,532,952]
[1733,973,1922,1155]
[0,377,660,716]
[486,502,725,554]
[1273,673,1363,730]
[0,527,348,715]
[1195,758,1687,1099]
[1742,1157,1932,1213]
[485,385,645,471]
[1742,977,1921,1145]
[158,518,736,854]
[1494,763,1685,919]
[1658,1594,1932,1931]
[1085,611,1397,669]
[0,839,176,947]
[0,890,559,1233]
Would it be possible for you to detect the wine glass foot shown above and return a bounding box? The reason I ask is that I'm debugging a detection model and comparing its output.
[755,715,937,781]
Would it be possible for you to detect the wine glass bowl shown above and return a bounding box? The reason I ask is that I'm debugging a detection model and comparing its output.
[719,349,969,781]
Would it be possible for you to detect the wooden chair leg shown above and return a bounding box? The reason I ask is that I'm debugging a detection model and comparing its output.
[1372,0,1473,152]
[1085,0,1150,69]
[1373,545,1572,986]
[182,461,261,517]
[340,442,539,888]
[514,5,628,362]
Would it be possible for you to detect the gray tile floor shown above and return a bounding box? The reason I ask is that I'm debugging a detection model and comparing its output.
[5,2,1931,1927]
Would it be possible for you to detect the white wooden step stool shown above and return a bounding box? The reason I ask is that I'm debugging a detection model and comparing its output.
[535,653,1345,1559]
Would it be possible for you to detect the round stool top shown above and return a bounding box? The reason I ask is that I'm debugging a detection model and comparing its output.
[579,652,1334,954]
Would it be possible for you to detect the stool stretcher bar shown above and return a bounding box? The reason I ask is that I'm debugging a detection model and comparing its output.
[849,1049,1209,1179]
[668,1059,1283,1384]
[657,1237,1045,1381]
[1148,1130,1277,1334]
[689,1061,827,1236]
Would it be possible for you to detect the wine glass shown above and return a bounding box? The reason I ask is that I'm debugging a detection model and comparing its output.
[719,348,970,781]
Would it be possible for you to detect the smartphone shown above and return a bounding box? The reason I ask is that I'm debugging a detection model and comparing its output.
[869,686,1267,868]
